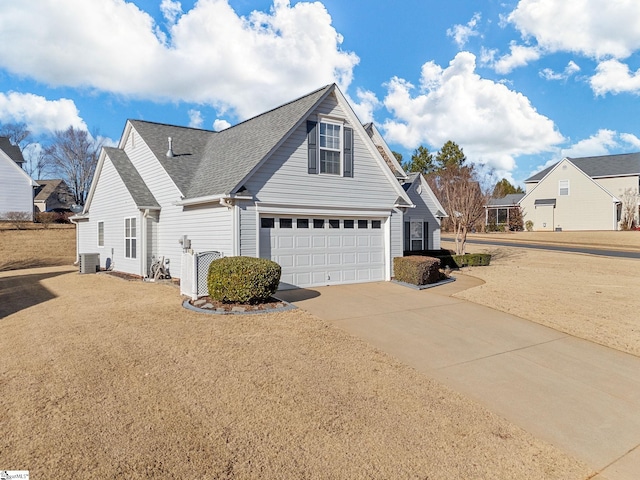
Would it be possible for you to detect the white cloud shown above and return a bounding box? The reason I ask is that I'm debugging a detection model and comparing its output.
[484,42,541,74]
[620,133,640,149]
[508,0,640,59]
[382,52,564,176]
[213,119,231,131]
[348,88,381,124]
[0,0,359,120]
[447,13,481,49]
[187,109,203,129]
[590,59,640,96]
[561,129,619,158]
[0,91,87,134]
[539,60,580,81]
[161,0,182,25]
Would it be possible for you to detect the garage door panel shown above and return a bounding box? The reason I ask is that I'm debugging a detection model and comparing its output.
[278,255,294,267]
[296,236,311,248]
[328,236,341,248]
[312,254,326,266]
[296,254,311,267]
[260,215,385,289]
[312,236,326,248]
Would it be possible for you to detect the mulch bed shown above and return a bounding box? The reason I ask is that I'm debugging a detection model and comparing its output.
[187,296,289,313]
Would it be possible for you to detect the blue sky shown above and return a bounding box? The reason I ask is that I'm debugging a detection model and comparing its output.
[2,0,640,185]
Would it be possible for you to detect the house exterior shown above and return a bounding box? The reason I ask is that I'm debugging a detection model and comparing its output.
[520,153,640,231]
[401,173,447,250]
[485,193,524,229]
[0,136,38,220]
[74,84,445,289]
[34,179,74,212]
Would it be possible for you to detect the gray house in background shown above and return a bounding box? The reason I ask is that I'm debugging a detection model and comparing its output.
[73,84,445,289]
[520,153,640,231]
[34,179,74,213]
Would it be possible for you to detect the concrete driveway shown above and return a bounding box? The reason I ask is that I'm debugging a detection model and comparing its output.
[278,276,640,480]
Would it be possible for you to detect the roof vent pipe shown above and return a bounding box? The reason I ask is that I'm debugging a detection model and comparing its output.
[166,137,174,157]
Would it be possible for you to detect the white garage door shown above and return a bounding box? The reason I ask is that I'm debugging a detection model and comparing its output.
[259,216,385,288]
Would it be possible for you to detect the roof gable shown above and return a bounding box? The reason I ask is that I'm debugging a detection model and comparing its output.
[0,136,25,164]
[520,157,618,205]
[526,152,640,183]
[34,179,66,201]
[188,84,333,198]
[104,147,160,209]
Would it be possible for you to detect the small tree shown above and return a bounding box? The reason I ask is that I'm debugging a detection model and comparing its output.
[620,188,639,230]
[508,206,524,231]
[3,211,32,229]
[438,163,488,254]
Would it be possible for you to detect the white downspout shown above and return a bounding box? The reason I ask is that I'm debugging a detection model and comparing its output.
[142,209,150,277]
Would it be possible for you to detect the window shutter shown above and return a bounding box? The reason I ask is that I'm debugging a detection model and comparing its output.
[343,126,353,177]
[404,222,410,251]
[423,222,429,250]
[307,121,318,174]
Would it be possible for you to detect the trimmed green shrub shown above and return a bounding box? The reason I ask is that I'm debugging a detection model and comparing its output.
[394,256,441,285]
[451,253,491,267]
[207,256,281,304]
[525,220,534,232]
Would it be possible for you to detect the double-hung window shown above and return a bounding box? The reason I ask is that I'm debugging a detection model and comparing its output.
[319,121,342,174]
[559,180,570,196]
[125,217,136,259]
[410,220,423,250]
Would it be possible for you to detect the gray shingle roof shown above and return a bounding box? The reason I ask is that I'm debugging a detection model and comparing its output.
[526,152,640,182]
[34,179,65,202]
[128,84,333,200]
[0,136,25,164]
[487,193,524,206]
[188,84,332,198]
[104,147,160,208]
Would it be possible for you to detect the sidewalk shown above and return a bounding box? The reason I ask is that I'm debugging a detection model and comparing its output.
[278,278,640,480]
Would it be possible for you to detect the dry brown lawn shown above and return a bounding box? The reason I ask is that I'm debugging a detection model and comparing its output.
[0,223,75,271]
[444,231,640,357]
[0,264,591,478]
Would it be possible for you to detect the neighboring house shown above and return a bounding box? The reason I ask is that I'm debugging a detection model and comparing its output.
[34,179,74,212]
[362,123,446,251]
[485,193,524,228]
[520,153,640,231]
[74,84,445,289]
[401,173,447,251]
[0,136,38,220]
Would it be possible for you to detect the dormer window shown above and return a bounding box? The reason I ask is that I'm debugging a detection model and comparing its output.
[307,120,353,177]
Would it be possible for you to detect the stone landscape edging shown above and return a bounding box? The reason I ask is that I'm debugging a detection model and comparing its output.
[182,298,297,315]
[391,277,456,290]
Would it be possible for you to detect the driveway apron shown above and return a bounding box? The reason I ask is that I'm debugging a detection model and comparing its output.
[278,276,640,480]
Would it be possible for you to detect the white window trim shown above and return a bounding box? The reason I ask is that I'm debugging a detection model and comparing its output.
[97,221,104,248]
[318,117,344,176]
[559,179,570,196]
[124,217,137,259]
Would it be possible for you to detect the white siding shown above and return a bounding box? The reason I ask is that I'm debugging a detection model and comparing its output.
[390,209,403,276]
[123,127,233,278]
[78,157,141,274]
[521,160,617,231]
[244,96,399,209]
[0,154,35,219]
[239,202,257,257]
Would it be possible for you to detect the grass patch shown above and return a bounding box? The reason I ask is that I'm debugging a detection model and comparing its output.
[0,224,76,271]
